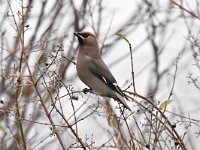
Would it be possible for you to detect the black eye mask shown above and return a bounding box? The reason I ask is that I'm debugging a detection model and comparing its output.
[74,32,92,46]
[81,33,91,38]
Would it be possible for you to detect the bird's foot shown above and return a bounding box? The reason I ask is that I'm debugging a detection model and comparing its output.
[83,88,92,94]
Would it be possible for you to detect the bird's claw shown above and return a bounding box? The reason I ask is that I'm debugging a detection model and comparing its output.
[83,88,92,94]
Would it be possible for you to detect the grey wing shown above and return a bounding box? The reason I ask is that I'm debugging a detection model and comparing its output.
[89,58,125,97]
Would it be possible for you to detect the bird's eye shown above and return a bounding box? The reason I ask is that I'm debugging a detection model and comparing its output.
[82,33,90,38]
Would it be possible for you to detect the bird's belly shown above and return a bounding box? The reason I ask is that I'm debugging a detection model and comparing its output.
[87,78,113,96]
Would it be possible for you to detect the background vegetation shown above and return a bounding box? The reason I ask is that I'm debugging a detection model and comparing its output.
[0,0,200,149]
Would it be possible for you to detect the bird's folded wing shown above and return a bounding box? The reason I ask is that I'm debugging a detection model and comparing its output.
[89,58,125,97]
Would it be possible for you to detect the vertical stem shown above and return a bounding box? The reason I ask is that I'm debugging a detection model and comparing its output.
[13,0,27,149]
[15,87,27,150]
[128,43,136,94]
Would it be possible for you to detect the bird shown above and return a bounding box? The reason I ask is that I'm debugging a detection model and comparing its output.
[74,31,131,111]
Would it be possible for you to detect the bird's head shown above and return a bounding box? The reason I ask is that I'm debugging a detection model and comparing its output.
[74,31,98,47]
[74,31,100,57]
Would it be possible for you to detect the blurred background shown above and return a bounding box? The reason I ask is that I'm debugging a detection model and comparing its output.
[0,0,200,149]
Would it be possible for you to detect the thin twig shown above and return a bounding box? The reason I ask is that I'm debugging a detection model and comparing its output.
[170,0,200,20]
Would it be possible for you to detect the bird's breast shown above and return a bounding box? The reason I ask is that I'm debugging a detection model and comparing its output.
[76,55,92,81]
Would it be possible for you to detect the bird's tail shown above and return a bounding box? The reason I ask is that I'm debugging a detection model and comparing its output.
[114,92,131,111]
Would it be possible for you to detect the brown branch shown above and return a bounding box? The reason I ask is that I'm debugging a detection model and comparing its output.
[25,58,67,149]
[126,92,187,150]
[7,0,27,149]
[170,0,200,20]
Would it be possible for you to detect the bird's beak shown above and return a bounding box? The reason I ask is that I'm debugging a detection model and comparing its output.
[74,32,84,44]
[74,32,83,39]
